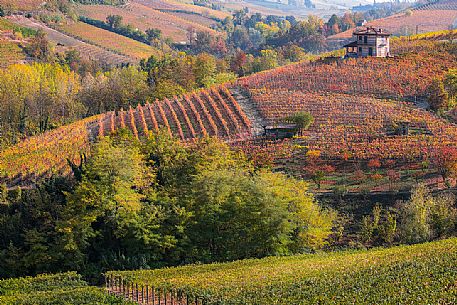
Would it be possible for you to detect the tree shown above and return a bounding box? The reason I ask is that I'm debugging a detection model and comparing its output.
[444,69,457,106]
[25,29,54,61]
[146,28,162,47]
[284,111,314,135]
[398,184,457,244]
[253,49,278,72]
[432,146,457,182]
[427,78,449,111]
[106,15,123,29]
[194,53,217,87]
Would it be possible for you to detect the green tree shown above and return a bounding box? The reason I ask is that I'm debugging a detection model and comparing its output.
[194,53,217,87]
[25,29,54,62]
[427,78,449,111]
[444,69,457,106]
[106,14,123,29]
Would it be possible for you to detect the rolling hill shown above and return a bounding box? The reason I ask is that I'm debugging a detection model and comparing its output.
[76,2,222,43]
[1,31,457,189]
[57,21,158,59]
[329,0,457,39]
[0,0,43,11]
[7,15,135,65]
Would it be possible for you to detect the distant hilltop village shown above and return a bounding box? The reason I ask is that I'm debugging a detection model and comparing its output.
[344,27,391,58]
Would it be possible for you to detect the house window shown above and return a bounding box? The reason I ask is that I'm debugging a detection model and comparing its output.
[364,36,368,43]
[358,47,362,52]
[358,36,362,41]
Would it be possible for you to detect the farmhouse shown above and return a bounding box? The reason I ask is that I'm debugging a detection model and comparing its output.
[344,27,391,58]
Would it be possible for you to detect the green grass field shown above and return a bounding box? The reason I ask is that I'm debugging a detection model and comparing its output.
[109,238,457,304]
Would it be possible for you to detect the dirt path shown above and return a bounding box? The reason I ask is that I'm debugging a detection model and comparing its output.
[229,86,266,136]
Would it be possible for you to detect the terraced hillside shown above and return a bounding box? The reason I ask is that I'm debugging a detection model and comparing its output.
[107,238,457,304]
[8,15,134,65]
[77,2,222,43]
[0,86,251,188]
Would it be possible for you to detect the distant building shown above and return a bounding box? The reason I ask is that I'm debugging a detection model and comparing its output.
[356,19,367,27]
[344,27,391,58]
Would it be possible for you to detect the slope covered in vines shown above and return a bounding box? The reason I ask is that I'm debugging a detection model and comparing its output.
[108,238,457,305]
[0,85,251,187]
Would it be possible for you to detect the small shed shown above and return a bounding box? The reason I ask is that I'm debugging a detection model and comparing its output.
[263,124,298,139]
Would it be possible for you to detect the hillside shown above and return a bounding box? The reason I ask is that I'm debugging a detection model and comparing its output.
[58,21,158,59]
[1,33,457,190]
[236,38,457,159]
[107,238,457,304]
[0,85,251,187]
[0,0,43,11]
[8,15,135,65]
[0,272,131,304]
[0,18,31,67]
[133,0,229,20]
[76,2,221,43]
[329,3,457,39]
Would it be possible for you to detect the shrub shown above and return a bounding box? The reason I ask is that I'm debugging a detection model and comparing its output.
[398,184,457,244]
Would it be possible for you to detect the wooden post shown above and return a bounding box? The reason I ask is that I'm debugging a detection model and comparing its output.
[146,285,149,305]
[136,283,139,301]
[152,286,155,305]
[122,278,125,297]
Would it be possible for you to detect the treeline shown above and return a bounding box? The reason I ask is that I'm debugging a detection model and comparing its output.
[0,131,335,281]
[359,185,457,247]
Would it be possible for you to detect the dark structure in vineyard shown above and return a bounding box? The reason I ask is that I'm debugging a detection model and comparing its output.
[344,27,391,58]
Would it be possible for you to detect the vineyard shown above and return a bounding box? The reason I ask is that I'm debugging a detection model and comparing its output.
[132,0,229,21]
[0,40,27,68]
[0,115,100,187]
[415,0,457,10]
[77,2,222,43]
[246,90,457,161]
[8,15,134,65]
[58,21,158,60]
[0,0,43,11]
[238,40,457,100]
[0,272,131,304]
[329,9,457,39]
[107,238,457,304]
[95,86,251,140]
[0,85,252,187]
